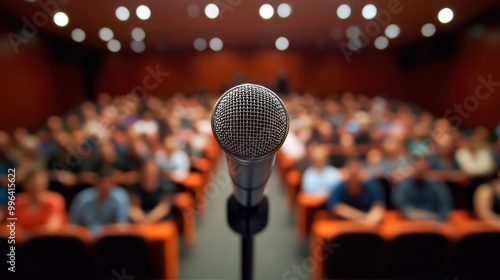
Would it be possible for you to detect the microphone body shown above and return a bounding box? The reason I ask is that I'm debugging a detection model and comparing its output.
[211,84,289,207]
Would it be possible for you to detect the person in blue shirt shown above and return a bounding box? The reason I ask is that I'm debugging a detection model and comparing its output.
[326,159,386,225]
[393,156,453,222]
[69,167,129,235]
[301,145,342,198]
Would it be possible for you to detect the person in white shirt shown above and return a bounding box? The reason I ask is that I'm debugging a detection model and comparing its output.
[455,132,495,177]
[133,110,159,136]
[155,136,190,183]
[301,144,342,198]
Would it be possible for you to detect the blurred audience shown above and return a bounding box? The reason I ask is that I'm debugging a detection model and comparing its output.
[16,169,66,230]
[392,156,453,222]
[326,159,386,225]
[474,169,500,226]
[69,167,129,234]
[301,145,342,198]
[129,160,175,223]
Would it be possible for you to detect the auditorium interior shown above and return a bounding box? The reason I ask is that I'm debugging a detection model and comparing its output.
[1,0,500,279]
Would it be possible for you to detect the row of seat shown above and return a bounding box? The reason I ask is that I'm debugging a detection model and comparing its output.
[310,215,500,279]
[0,222,178,280]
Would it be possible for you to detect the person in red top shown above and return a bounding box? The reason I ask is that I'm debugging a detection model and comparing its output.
[16,169,66,231]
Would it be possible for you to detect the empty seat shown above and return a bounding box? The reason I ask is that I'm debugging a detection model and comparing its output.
[17,226,96,280]
[310,220,381,279]
[98,222,179,279]
[96,235,155,280]
[382,221,451,279]
[451,220,500,279]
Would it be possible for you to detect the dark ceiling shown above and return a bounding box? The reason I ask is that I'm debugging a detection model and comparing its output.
[0,0,499,53]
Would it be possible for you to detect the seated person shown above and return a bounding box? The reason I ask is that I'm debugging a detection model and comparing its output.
[69,167,129,234]
[326,159,386,225]
[393,156,453,222]
[16,169,66,230]
[129,160,175,223]
[155,136,190,183]
[301,145,342,198]
[474,169,500,226]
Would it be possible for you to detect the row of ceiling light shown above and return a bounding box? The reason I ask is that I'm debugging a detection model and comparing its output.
[29,1,455,53]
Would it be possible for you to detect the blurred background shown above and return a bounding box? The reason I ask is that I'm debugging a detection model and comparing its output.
[0,0,500,279]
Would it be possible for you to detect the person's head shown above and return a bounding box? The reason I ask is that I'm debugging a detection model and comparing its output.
[23,169,49,196]
[100,141,116,163]
[141,159,160,191]
[343,159,365,193]
[142,110,154,121]
[412,156,429,179]
[95,167,116,197]
[308,145,329,170]
[164,136,179,153]
[366,148,382,165]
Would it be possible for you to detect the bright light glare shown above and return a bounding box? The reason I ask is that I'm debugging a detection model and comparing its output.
[136,5,151,20]
[374,36,389,50]
[99,27,114,41]
[275,37,289,51]
[277,3,292,18]
[209,38,223,51]
[107,39,121,52]
[362,4,377,20]
[260,4,274,20]
[337,4,351,19]
[205,3,219,19]
[53,12,69,27]
[438,8,454,24]
[115,7,130,21]
[71,28,85,42]
[385,24,400,39]
[421,23,436,37]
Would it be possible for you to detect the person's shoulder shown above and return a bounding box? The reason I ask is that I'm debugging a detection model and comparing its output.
[74,187,97,202]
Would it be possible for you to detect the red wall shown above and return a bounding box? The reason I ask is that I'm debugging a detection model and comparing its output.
[0,26,85,133]
[95,49,404,98]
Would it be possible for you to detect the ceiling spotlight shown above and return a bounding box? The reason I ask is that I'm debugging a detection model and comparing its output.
[205,3,219,19]
[99,27,114,41]
[71,28,85,42]
[53,12,69,27]
[136,5,151,20]
[194,38,207,51]
[107,39,121,52]
[209,38,223,51]
[374,36,389,50]
[438,8,454,24]
[116,6,130,21]
[277,3,292,18]
[259,4,274,20]
[337,4,351,20]
[275,37,289,51]
[384,24,400,39]
[362,4,377,20]
[421,23,436,37]
[131,27,145,41]
[131,41,146,53]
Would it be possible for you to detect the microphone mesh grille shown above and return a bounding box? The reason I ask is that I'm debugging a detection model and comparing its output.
[211,84,289,159]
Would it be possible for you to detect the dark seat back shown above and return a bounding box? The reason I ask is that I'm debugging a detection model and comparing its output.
[18,235,97,280]
[386,233,449,279]
[95,235,154,280]
[453,232,500,279]
[324,233,384,279]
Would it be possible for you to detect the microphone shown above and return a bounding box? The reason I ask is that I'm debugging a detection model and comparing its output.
[211,84,289,207]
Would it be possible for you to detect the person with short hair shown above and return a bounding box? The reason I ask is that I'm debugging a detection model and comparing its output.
[393,156,453,222]
[69,167,129,234]
[326,159,386,225]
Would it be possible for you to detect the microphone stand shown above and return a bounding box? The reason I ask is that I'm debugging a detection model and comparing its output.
[227,195,269,280]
